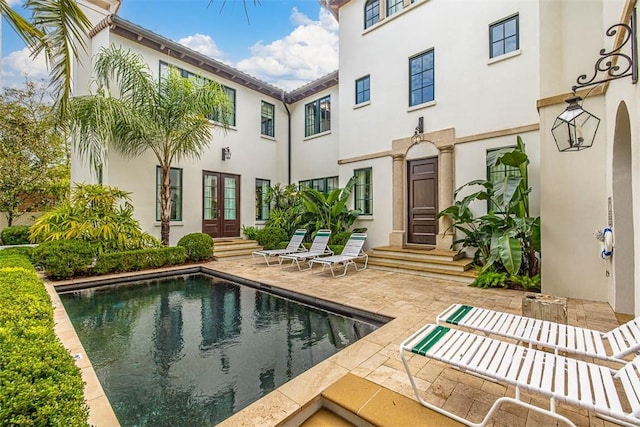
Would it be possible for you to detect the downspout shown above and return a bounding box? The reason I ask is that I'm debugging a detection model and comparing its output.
[281,90,292,185]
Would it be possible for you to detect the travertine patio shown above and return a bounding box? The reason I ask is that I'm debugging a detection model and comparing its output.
[53,258,624,426]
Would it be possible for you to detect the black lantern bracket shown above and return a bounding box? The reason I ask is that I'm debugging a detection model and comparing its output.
[572,8,638,93]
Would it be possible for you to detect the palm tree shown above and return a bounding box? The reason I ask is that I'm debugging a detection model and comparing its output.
[3,0,92,115]
[68,45,232,245]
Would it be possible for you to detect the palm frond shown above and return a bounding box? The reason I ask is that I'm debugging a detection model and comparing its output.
[26,0,92,117]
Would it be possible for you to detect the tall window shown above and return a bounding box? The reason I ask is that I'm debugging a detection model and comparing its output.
[386,0,403,17]
[159,61,236,126]
[354,168,373,215]
[490,15,519,58]
[299,176,338,193]
[156,167,183,221]
[255,178,270,220]
[409,50,434,106]
[355,76,370,104]
[261,101,275,137]
[364,0,379,29]
[486,147,519,213]
[304,95,331,137]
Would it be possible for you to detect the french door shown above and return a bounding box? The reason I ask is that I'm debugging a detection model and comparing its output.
[202,171,240,238]
[407,157,438,245]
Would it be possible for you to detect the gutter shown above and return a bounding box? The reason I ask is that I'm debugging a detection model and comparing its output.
[281,90,292,185]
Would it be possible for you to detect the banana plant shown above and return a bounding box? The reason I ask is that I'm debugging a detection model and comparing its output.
[438,136,540,277]
[299,176,361,234]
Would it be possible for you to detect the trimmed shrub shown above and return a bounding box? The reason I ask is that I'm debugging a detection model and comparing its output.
[241,225,258,240]
[255,227,288,250]
[0,254,35,271]
[1,226,31,245]
[0,267,89,426]
[93,246,186,275]
[0,246,34,260]
[32,240,95,279]
[177,233,214,262]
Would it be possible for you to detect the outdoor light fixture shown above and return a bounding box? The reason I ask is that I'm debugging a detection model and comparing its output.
[552,8,637,152]
[221,147,231,161]
[411,116,424,145]
[551,96,600,152]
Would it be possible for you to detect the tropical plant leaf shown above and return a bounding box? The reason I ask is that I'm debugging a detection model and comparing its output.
[495,234,522,275]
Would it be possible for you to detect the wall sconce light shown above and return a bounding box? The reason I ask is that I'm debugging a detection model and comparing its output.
[553,8,637,152]
[411,116,424,145]
[221,147,231,161]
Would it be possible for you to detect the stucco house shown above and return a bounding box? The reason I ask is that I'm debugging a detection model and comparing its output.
[72,0,640,316]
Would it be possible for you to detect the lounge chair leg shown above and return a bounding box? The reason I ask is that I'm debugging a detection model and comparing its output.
[399,348,578,427]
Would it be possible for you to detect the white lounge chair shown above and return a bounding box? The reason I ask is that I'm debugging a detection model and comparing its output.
[279,229,333,271]
[437,303,640,364]
[309,233,368,277]
[400,323,640,427]
[252,229,308,266]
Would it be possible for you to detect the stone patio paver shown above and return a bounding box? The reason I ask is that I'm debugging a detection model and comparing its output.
[51,258,622,426]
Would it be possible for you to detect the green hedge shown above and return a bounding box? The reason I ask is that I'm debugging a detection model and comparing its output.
[177,233,213,262]
[0,246,34,260]
[32,240,95,279]
[93,246,186,275]
[0,264,89,426]
[0,226,31,245]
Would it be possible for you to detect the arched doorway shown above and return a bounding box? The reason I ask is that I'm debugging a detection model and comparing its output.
[611,101,634,314]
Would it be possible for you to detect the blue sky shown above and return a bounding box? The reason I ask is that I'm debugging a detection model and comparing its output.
[1,0,339,90]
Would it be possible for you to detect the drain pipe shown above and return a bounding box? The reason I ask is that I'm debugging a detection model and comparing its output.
[281,90,291,185]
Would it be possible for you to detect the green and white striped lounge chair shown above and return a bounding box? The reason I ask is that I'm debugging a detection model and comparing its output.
[437,303,640,364]
[279,229,333,271]
[252,229,307,266]
[400,323,640,427]
[308,233,368,277]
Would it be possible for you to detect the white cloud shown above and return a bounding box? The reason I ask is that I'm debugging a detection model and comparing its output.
[1,47,49,88]
[235,7,339,91]
[6,0,22,7]
[178,34,223,59]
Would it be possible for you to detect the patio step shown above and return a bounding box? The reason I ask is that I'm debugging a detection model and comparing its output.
[367,246,477,284]
[213,239,262,259]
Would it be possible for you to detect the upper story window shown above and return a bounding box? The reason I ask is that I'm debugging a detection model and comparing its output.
[364,0,380,29]
[355,75,371,104]
[261,101,275,137]
[490,15,519,58]
[386,0,403,17]
[156,166,183,221]
[409,49,434,107]
[304,95,331,137]
[486,146,519,213]
[354,168,373,215]
[159,61,236,126]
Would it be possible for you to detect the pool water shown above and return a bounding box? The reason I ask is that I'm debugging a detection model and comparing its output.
[60,274,378,426]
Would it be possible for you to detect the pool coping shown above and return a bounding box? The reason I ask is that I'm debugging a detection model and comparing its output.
[50,264,396,427]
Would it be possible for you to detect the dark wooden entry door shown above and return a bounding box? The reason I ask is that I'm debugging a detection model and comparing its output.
[202,171,241,238]
[407,157,438,245]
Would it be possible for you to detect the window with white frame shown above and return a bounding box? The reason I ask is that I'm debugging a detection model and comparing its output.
[355,75,371,104]
[156,166,183,221]
[255,178,270,220]
[409,49,434,107]
[304,95,331,137]
[261,101,275,137]
[354,168,373,215]
[490,15,519,58]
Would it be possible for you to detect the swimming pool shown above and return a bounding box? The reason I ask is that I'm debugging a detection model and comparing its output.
[59,272,383,426]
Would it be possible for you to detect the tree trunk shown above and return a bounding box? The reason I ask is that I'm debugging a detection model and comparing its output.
[160,164,172,245]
